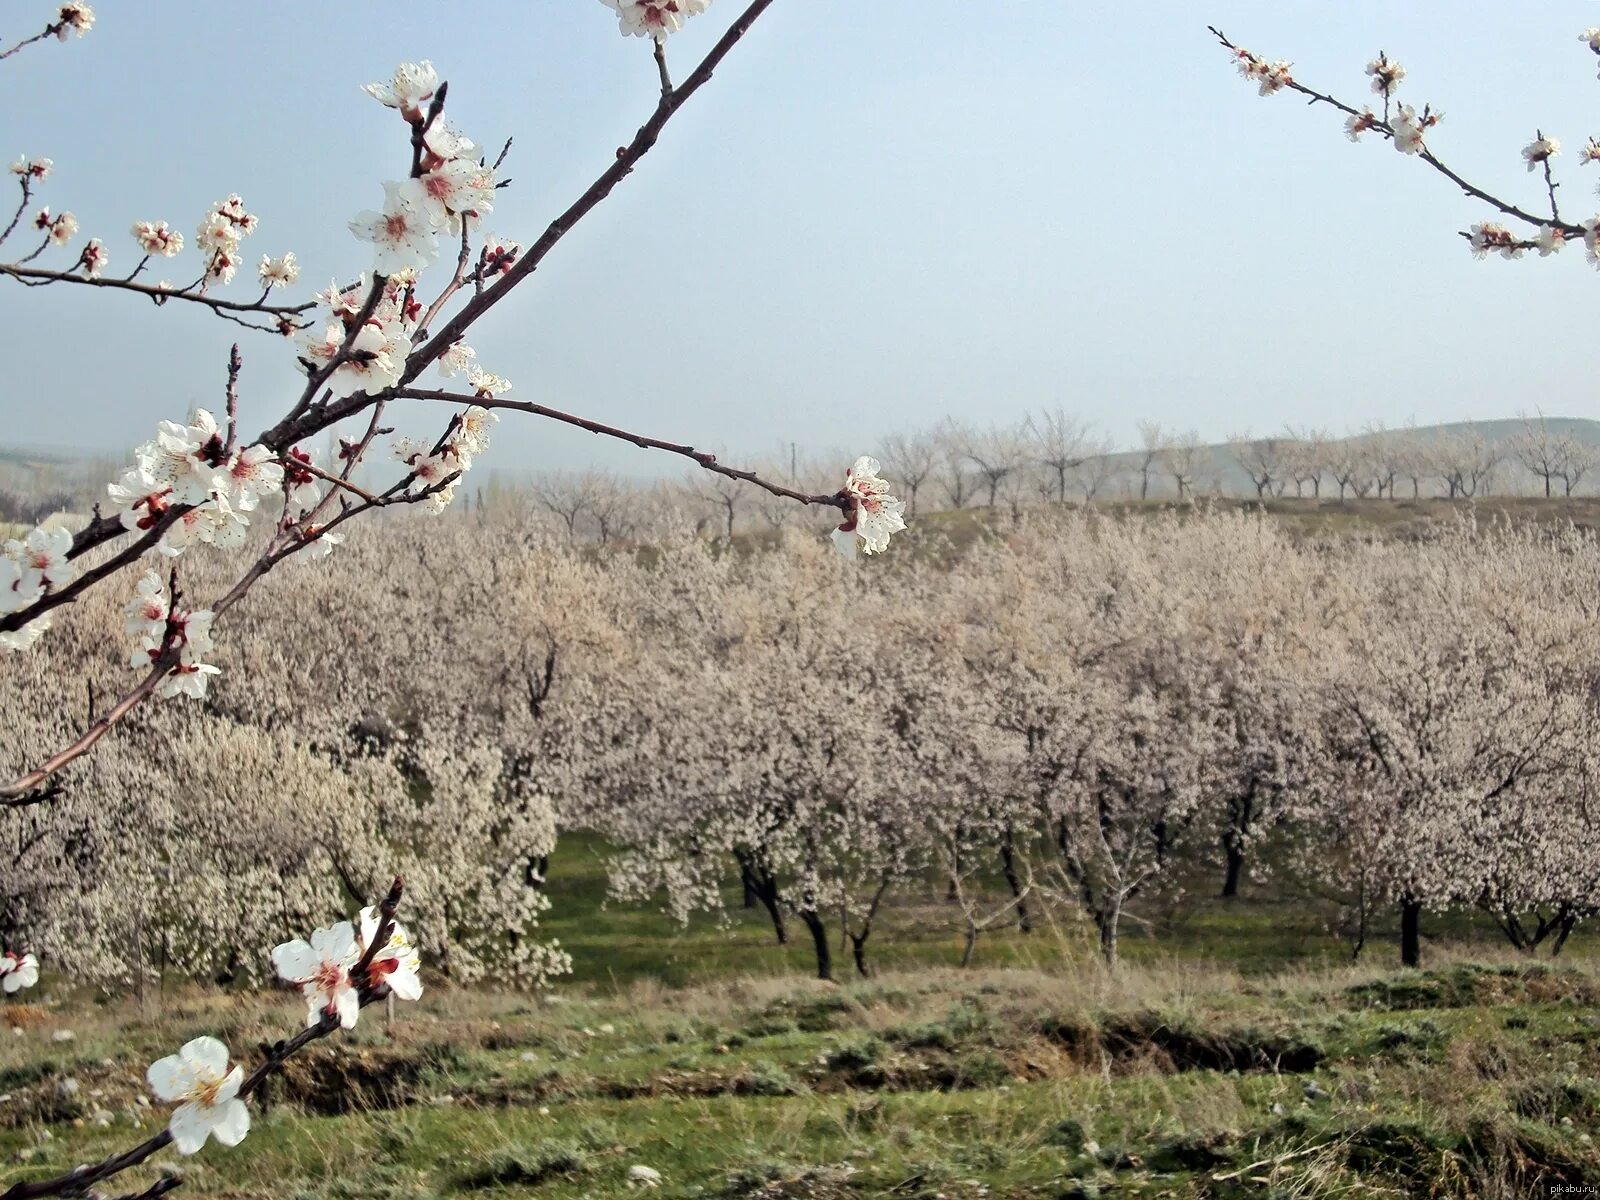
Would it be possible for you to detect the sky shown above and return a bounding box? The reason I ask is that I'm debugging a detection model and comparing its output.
[2,1,1598,480]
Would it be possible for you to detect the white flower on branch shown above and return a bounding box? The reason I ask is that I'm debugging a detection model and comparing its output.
[1344,110,1377,142]
[1582,138,1600,165]
[414,158,495,231]
[1583,27,1600,53]
[457,406,498,458]
[79,237,107,278]
[258,252,299,289]
[599,0,711,42]
[33,207,76,245]
[1523,133,1561,172]
[146,1037,248,1156]
[1468,221,1522,260]
[831,455,906,558]
[131,604,222,700]
[297,318,406,399]
[1537,225,1567,256]
[2,527,77,610]
[422,480,459,514]
[211,194,258,238]
[132,220,183,257]
[0,952,39,994]
[300,527,344,561]
[438,341,476,378]
[362,60,439,121]
[467,367,510,398]
[0,612,52,653]
[196,215,238,256]
[1391,104,1429,155]
[1228,46,1292,96]
[271,922,361,1029]
[213,444,285,513]
[122,570,169,640]
[358,905,423,1001]
[349,180,439,276]
[55,3,94,39]
[205,246,242,286]
[1583,216,1600,268]
[1364,53,1405,97]
[422,121,480,164]
[9,156,51,182]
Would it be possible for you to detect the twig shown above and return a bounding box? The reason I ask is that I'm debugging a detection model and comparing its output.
[223,344,242,454]
[0,884,409,1200]
[401,0,781,383]
[0,263,318,324]
[654,39,673,96]
[395,387,849,511]
[1208,26,1580,237]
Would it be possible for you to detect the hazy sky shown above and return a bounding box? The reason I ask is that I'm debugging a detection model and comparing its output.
[3,2,1597,479]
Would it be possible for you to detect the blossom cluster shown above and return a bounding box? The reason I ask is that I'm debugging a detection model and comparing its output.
[144,907,421,1157]
[391,402,499,514]
[1229,46,1294,96]
[349,62,497,276]
[598,0,712,42]
[122,571,221,699]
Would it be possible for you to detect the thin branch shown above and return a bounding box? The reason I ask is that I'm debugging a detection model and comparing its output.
[0,19,68,62]
[1208,26,1580,236]
[0,263,318,322]
[401,0,781,383]
[223,344,242,453]
[654,39,673,96]
[396,387,848,510]
[0,180,31,247]
[0,884,408,1200]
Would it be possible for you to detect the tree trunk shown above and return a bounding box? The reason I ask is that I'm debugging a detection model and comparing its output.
[1221,836,1245,898]
[1400,897,1422,968]
[999,833,1031,933]
[848,930,871,978]
[1097,901,1121,968]
[799,909,832,980]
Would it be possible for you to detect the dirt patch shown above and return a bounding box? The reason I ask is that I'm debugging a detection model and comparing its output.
[1045,1010,1325,1075]
[275,1045,430,1115]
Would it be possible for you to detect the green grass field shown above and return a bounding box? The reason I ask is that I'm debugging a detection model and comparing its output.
[0,837,1595,1197]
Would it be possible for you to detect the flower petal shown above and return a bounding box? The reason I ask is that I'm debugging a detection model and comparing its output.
[147,1055,195,1102]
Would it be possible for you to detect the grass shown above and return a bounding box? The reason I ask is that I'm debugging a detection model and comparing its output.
[1,837,1598,1196]
[2,957,1599,1197]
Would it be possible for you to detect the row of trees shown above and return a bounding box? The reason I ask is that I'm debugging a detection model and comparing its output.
[490,414,1598,546]
[8,504,1594,981]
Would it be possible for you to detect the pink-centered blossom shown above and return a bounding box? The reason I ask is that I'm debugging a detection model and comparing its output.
[831,456,907,558]
[348,180,439,276]
[271,922,361,1029]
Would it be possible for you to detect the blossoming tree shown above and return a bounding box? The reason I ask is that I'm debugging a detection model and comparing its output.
[0,1,909,1193]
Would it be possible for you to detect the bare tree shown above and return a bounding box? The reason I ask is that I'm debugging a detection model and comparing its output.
[1230,432,1286,499]
[533,472,603,541]
[879,430,939,517]
[1508,414,1575,499]
[1136,421,1168,501]
[1161,429,1205,502]
[1023,408,1091,504]
[965,421,1028,509]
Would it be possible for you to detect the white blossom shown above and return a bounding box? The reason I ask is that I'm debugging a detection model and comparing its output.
[132,220,183,257]
[349,180,439,276]
[1344,110,1377,142]
[413,158,495,230]
[0,953,39,994]
[362,60,439,119]
[1523,134,1561,172]
[55,3,94,39]
[833,456,907,557]
[599,0,711,41]
[1537,225,1567,256]
[438,341,476,378]
[9,156,51,182]
[1364,53,1405,97]
[1391,105,1426,155]
[1468,221,1522,260]
[0,612,52,653]
[467,367,510,398]
[34,208,76,245]
[271,922,361,1029]
[79,237,107,278]
[146,1037,248,1155]
[358,906,423,1001]
[258,252,299,289]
